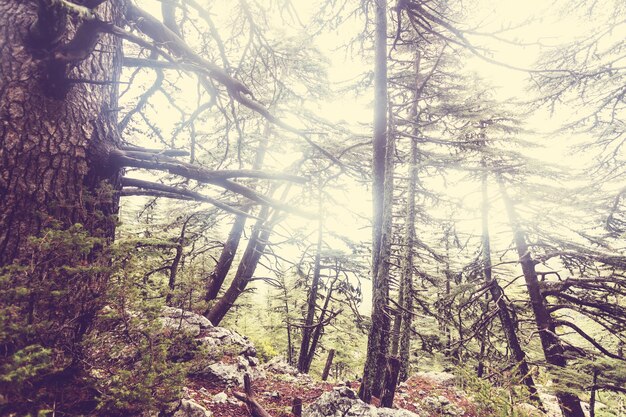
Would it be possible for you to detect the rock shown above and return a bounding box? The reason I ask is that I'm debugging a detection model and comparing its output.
[191,351,262,383]
[537,392,563,417]
[514,403,544,417]
[303,386,422,417]
[212,392,228,404]
[172,399,213,417]
[198,327,257,357]
[262,356,299,376]
[160,307,212,336]
[414,371,457,387]
[422,395,464,417]
[199,362,245,385]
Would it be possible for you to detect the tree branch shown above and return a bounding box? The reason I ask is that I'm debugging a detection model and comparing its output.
[554,319,625,361]
[111,149,307,183]
[121,178,257,218]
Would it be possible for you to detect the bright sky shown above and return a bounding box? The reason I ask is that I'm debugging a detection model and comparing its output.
[122,0,622,315]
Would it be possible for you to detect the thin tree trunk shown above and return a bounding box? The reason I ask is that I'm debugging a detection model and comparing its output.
[441,229,453,358]
[499,179,584,417]
[397,50,422,382]
[480,164,542,408]
[360,0,392,402]
[204,132,269,303]
[321,349,335,381]
[391,306,402,356]
[206,205,273,326]
[298,185,324,372]
[166,242,184,304]
[304,274,336,371]
[589,370,598,417]
[281,280,294,365]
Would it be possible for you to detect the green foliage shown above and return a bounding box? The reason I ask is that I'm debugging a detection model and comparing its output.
[457,366,540,417]
[254,338,279,363]
[0,345,53,385]
[0,220,188,416]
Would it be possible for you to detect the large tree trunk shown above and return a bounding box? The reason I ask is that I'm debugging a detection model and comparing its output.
[0,1,122,414]
[499,179,584,417]
[480,166,542,408]
[359,0,392,401]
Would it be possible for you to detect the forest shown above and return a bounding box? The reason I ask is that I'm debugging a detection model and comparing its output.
[0,0,625,417]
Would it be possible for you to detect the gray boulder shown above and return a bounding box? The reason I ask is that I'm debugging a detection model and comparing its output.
[160,307,213,336]
[303,387,422,417]
[414,371,457,387]
[421,395,464,416]
[262,356,299,376]
[172,399,213,417]
[198,326,257,357]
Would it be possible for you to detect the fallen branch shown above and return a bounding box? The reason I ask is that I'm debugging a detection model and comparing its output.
[232,373,274,417]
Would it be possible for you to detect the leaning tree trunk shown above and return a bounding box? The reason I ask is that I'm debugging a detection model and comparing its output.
[480,164,542,408]
[360,0,392,401]
[298,184,324,372]
[499,179,584,417]
[0,2,122,415]
[204,130,269,303]
[206,199,279,325]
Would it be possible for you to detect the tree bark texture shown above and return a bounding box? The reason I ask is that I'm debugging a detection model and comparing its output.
[360,0,392,401]
[0,1,122,261]
[499,180,584,417]
[397,50,421,382]
[0,1,122,413]
[380,356,401,408]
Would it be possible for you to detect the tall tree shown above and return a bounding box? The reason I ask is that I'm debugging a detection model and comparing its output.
[499,179,585,417]
[0,1,318,413]
[478,134,542,407]
[359,0,393,403]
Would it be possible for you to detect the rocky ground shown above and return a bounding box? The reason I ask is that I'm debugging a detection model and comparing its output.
[158,308,598,417]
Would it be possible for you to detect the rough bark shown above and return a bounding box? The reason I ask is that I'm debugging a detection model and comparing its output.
[380,357,401,408]
[360,0,392,401]
[0,1,122,413]
[499,180,584,417]
[397,50,421,381]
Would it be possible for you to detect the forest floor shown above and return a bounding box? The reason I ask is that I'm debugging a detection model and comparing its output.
[185,371,480,417]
